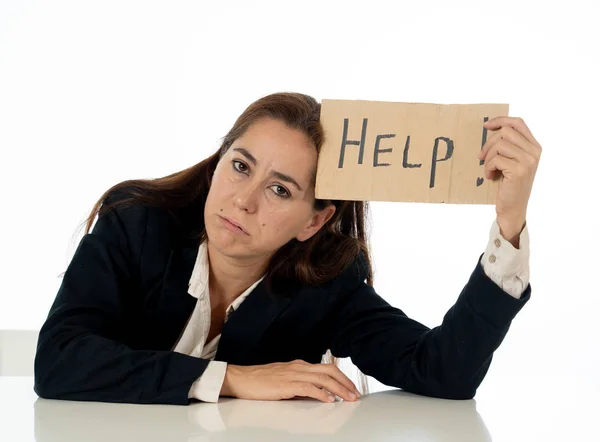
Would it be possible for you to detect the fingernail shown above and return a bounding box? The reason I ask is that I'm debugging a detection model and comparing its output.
[328,395,335,402]
[355,390,361,397]
[349,392,357,399]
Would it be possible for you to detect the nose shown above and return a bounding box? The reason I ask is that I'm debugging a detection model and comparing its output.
[233,182,260,213]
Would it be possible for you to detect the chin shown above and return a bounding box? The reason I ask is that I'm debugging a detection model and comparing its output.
[206,217,248,250]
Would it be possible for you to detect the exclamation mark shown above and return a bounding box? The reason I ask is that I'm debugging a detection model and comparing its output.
[476,116,489,186]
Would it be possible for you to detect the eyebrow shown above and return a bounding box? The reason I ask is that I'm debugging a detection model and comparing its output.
[232,147,303,192]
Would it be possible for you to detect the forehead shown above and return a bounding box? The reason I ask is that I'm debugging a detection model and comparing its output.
[231,118,318,181]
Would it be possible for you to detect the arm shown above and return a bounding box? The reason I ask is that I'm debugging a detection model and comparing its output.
[329,251,531,400]
[34,191,209,405]
[481,218,530,299]
[189,361,228,403]
[191,217,532,403]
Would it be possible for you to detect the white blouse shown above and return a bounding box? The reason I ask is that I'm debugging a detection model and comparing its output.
[173,218,531,402]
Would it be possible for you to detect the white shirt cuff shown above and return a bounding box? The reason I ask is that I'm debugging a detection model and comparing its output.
[188,360,227,403]
[480,218,531,299]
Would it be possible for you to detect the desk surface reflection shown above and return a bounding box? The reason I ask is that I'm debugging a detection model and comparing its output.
[1,376,597,441]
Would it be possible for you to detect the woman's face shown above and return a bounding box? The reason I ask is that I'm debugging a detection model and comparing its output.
[204,117,335,261]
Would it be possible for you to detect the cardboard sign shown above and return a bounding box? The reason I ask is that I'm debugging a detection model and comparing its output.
[315,99,509,204]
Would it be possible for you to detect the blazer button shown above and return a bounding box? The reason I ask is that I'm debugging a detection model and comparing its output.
[488,254,496,263]
[494,238,501,248]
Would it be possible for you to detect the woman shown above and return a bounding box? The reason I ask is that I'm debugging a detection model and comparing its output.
[34,92,540,406]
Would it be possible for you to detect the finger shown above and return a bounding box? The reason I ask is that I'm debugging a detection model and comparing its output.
[309,363,359,396]
[483,139,532,179]
[484,116,541,148]
[480,126,537,160]
[296,371,358,401]
[323,364,360,396]
[292,381,336,403]
[484,155,521,180]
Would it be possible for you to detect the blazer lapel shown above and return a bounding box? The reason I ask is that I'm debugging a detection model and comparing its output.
[153,245,198,350]
[160,237,300,364]
[215,278,297,364]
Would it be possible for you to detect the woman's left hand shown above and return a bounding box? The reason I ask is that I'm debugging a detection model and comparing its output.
[478,116,542,247]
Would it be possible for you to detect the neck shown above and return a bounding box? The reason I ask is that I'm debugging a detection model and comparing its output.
[206,241,267,306]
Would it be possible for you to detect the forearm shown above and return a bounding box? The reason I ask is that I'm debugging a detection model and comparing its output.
[35,324,209,405]
[402,218,531,397]
[400,252,531,399]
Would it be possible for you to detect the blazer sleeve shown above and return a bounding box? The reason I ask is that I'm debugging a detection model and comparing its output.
[34,190,209,405]
[328,252,532,400]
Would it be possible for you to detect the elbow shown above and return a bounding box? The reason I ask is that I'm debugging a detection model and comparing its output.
[34,378,56,400]
[33,334,71,400]
[423,358,490,400]
[399,372,479,400]
[438,385,477,400]
[33,346,57,399]
[406,383,477,400]
[430,374,480,400]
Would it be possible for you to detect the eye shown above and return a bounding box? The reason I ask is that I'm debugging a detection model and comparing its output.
[232,159,290,199]
[232,160,248,173]
[270,185,290,198]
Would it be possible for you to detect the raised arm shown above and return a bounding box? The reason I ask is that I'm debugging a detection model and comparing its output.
[329,252,531,400]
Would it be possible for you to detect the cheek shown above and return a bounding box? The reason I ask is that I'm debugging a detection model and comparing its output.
[260,209,308,236]
[209,174,235,200]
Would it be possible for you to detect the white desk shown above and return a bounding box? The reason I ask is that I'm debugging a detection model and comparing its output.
[1,376,597,441]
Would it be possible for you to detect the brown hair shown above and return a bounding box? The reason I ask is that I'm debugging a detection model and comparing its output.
[78,92,373,393]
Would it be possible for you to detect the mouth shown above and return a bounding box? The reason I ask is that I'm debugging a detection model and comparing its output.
[219,215,249,235]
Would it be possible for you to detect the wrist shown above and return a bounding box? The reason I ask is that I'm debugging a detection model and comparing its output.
[220,364,240,397]
[496,216,526,248]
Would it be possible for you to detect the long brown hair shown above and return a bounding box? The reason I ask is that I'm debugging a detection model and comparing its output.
[78,92,373,393]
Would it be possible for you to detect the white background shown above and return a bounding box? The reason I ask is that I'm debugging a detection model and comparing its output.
[1,0,598,419]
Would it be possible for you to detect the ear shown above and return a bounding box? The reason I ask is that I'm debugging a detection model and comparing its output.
[296,204,336,242]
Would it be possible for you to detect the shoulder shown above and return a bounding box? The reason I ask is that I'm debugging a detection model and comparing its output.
[94,186,176,257]
[318,250,370,297]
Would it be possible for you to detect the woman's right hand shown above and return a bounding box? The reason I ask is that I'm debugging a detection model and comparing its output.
[220,359,361,403]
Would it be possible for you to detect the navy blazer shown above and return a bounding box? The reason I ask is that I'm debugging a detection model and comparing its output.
[34,191,531,405]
